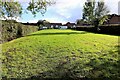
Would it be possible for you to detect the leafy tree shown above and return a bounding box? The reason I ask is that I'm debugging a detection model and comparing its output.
[27,0,55,17]
[37,20,49,26]
[82,0,109,27]
[37,20,50,30]
[0,0,55,20]
[37,20,43,25]
[43,20,50,28]
[0,1,22,20]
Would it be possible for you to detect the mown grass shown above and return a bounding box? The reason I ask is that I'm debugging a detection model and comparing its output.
[1,29,119,79]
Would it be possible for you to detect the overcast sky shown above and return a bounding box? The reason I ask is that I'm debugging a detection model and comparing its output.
[18,0,120,24]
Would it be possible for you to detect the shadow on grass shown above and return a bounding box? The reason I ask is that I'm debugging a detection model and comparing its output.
[27,31,88,36]
[3,60,119,80]
[3,51,119,80]
[2,45,119,80]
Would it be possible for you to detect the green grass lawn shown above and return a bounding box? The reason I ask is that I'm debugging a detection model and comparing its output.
[1,29,119,79]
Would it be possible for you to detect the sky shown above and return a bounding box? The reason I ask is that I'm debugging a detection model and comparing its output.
[16,0,120,24]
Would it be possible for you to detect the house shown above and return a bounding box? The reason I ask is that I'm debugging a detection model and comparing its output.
[50,23,62,29]
[64,22,76,29]
[104,14,120,25]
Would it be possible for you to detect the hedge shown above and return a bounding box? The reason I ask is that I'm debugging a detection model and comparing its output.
[0,20,38,43]
[74,25,120,35]
[99,25,120,35]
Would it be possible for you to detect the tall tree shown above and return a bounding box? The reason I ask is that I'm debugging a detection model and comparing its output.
[95,1,109,18]
[95,0,109,25]
[82,0,109,26]
[83,0,95,24]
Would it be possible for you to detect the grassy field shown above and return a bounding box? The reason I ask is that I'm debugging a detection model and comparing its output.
[1,29,119,79]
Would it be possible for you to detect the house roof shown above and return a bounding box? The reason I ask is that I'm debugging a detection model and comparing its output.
[105,14,120,24]
[22,23,37,26]
[66,22,76,25]
[50,23,62,25]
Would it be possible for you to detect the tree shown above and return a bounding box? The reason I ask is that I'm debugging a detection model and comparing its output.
[95,1,109,25]
[27,0,55,16]
[95,1,109,18]
[76,19,84,25]
[82,0,109,27]
[83,0,95,24]
[37,20,43,26]
[0,1,22,20]
[37,20,49,26]
[37,20,50,30]
[0,0,55,20]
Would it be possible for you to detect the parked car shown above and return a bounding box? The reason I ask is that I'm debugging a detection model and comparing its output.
[59,26,68,29]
